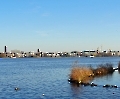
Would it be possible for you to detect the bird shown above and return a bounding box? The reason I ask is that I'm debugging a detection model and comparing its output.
[103,84,111,88]
[15,87,19,91]
[111,85,118,88]
[90,82,97,86]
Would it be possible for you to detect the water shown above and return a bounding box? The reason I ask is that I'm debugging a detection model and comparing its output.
[0,57,120,99]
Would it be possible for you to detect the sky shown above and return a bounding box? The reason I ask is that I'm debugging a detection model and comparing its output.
[0,0,120,52]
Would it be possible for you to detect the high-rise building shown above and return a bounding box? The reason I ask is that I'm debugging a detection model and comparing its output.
[37,49,40,52]
[4,46,7,52]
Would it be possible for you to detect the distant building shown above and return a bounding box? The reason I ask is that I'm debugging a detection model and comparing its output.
[0,52,6,58]
[4,46,7,52]
[37,49,40,52]
[11,49,21,53]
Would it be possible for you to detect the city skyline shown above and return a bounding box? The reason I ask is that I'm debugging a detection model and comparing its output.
[0,0,120,52]
[1,46,119,53]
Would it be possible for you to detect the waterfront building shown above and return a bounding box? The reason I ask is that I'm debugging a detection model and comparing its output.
[0,52,6,58]
[4,46,7,53]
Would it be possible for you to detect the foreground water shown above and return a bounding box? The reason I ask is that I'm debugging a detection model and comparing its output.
[0,57,120,99]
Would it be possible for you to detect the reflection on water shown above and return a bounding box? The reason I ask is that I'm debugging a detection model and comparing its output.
[70,83,84,97]
[118,70,120,74]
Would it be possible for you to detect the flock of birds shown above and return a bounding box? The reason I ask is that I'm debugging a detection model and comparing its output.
[68,79,118,88]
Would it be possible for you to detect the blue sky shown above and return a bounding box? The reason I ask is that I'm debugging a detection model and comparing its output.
[0,0,120,52]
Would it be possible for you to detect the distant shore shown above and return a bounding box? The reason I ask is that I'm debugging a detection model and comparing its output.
[0,50,120,58]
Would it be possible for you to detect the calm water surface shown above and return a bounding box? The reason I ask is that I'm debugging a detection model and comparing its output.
[0,57,120,99]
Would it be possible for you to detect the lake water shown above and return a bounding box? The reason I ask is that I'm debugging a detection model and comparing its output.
[0,57,120,99]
